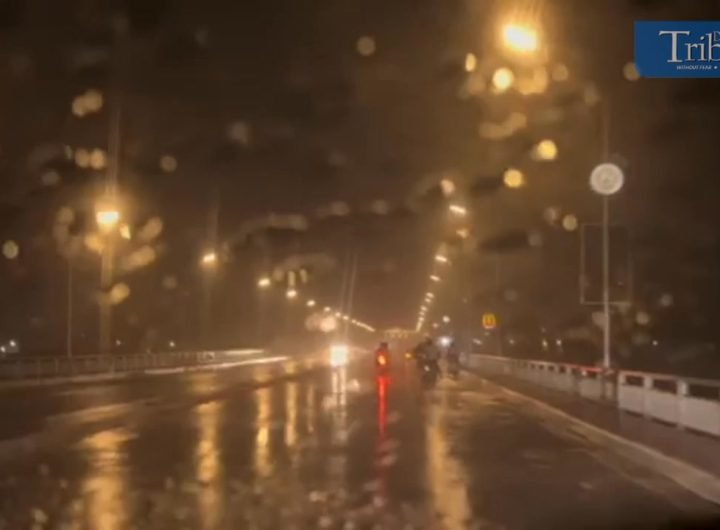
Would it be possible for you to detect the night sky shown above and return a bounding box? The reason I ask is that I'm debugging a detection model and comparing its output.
[1,0,720,369]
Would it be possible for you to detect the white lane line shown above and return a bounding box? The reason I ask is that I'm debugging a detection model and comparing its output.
[465,372,720,506]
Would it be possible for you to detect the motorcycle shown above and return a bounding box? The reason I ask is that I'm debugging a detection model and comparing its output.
[375,349,390,371]
[446,354,460,379]
[420,358,440,387]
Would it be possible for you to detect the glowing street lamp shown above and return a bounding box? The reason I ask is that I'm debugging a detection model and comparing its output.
[257,276,272,289]
[201,251,218,267]
[501,23,540,54]
[435,254,450,264]
[306,299,316,308]
[286,288,298,300]
[96,208,120,231]
[430,275,441,283]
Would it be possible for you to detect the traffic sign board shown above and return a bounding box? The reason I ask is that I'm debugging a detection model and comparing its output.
[482,313,497,330]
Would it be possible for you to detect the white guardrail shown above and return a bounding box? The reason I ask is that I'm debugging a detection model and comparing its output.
[0,349,264,381]
[467,354,720,438]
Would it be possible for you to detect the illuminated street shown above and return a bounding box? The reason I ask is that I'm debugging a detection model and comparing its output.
[0,357,716,529]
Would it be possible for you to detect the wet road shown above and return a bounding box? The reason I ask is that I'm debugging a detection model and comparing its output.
[0,358,717,530]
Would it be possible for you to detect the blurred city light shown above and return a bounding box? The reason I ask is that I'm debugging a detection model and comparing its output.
[306,299,316,308]
[464,52,477,72]
[442,315,451,324]
[501,23,540,54]
[532,139,558,161]
[503,168,525,189]
[2,240,19,260]
[562,214,579,232]
[257,276,271,289]
[430,275,441,283]
[440,178,456,196]
[96,208,120,231]
[435,254,449,264]
[119,223,132,240]
[286,288,298,300]
[492,67,515,93]
[449,204,468,217]
[201,251,218,267]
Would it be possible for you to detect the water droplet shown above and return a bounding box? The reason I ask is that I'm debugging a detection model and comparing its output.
[2,240,19,260]
[159,155,178,173]
[356,36,376,57]
[623,62,640,82]
[562,214,578,232]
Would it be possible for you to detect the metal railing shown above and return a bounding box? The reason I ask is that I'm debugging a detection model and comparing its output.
[467,354,720,438]
[0,349,264,381]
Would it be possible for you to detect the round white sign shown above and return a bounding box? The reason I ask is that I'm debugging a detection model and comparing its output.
[590,163,624,196]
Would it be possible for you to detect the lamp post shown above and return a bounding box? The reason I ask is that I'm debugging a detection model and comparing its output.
[96,204,120,354]
[200,250,218,345]
[590,163,625,371]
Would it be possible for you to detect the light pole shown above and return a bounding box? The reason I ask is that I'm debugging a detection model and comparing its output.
[66,255,73,358]
[200,250,218,345]
[590,163,625,371]
[96,204,121,354]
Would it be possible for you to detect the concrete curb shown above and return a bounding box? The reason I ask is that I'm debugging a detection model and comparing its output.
[465,369,720,507]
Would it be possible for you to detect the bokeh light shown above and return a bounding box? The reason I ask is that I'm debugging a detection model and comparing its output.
[356,36,376,57]
[2,240,19,260]
[503,168,525,189]
[532,139,558,161]
[492,67,515,93]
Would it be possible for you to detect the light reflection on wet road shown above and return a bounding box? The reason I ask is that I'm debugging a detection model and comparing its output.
[0,360,717,529]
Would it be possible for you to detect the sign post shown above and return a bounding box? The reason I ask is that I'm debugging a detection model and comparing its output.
[589,163,625,371]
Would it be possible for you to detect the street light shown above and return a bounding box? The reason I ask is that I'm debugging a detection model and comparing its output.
[286,288,298,300]
[96,208,120,231]
[430,275,441,283]
[95,200,121,355]
[201,251,218,267]
[257,276,271,289]
[306,299,316,308]
[435,254,450,264]
[501,22,540,54]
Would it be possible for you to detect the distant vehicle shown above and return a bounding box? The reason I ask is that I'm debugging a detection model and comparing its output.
[375,342,390,371]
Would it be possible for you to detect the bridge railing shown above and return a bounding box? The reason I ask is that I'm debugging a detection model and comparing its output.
[467,354,720,437]
[0,349,264,381]
[618,370,720,436]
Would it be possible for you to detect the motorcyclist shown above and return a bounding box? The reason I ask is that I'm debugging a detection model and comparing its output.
[418,337,440,372]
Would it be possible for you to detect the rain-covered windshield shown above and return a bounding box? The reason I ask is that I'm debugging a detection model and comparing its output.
[1,1,720,529]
